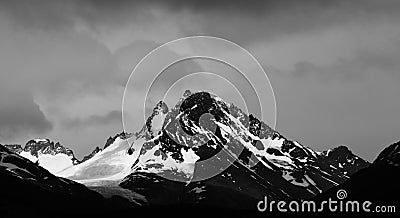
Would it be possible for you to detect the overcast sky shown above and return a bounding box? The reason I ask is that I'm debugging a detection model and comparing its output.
[1,0,400,161]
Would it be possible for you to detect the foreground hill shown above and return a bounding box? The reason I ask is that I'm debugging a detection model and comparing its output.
[0,145,135,217]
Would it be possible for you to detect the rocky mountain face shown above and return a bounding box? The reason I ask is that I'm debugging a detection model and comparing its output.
[81,146,102,163]
[119,91,370,209]
[4,139,79,162]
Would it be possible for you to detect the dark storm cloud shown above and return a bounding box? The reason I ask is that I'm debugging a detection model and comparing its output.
[40,0,400,15]
[2,0,400,44]
[0,4,126,143]
[0,92,53,140]
[61,110,122,130]
[0,21,123,99]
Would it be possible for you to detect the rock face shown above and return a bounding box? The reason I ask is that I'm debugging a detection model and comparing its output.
[119,91,370,209]
[81,146,102,163]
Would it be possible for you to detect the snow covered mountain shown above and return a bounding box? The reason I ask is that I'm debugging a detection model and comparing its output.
[55,132,143,186]
[118,91,369,208]
[0,144,135,217]
[3,139,79,175]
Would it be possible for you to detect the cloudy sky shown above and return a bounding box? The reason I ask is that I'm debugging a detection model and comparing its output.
[1,0,400,161]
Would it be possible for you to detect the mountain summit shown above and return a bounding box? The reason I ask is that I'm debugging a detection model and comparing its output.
[3,139,79,174]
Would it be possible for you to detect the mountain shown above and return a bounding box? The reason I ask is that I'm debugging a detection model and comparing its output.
[0,131,146,185]
[81,146,102,162]
[315,141,400,208]
[0,144,135,218]
[79,132,134,163]
[374,141,400,166]
[118,91,369,210]
[2,139,80,175]
[55,132,143,186]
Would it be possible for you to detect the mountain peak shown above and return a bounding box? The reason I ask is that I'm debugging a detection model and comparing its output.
[127,91,370,197]
[24,138,76,159]
[323,145,352,157]
[30,138,50,144]
[143,101,169,138]
[374,141,400,166]
[3,139,81,174]
[183,89,192,98]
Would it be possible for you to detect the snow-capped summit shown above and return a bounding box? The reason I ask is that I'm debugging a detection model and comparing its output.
[32,138,50,144]
[3,139,79,175]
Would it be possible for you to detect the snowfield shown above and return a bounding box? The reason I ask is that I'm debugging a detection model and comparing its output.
[56,136,143,185]
[20,151,74,175]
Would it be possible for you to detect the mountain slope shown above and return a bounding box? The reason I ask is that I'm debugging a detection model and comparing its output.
[0,145,135,217]
[56,132,143,186]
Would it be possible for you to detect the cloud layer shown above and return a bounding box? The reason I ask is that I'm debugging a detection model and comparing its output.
[0,92,52,140]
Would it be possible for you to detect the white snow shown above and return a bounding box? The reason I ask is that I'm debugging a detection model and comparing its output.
[133,141,200,181]
[150,112,166,135]
[20,151,37,162]
[260,138,285,150]
[33,138,49,143]
[37,153,74,174]
[57,136,141,185]
[191,186,206,194]
[20,151,74,174]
